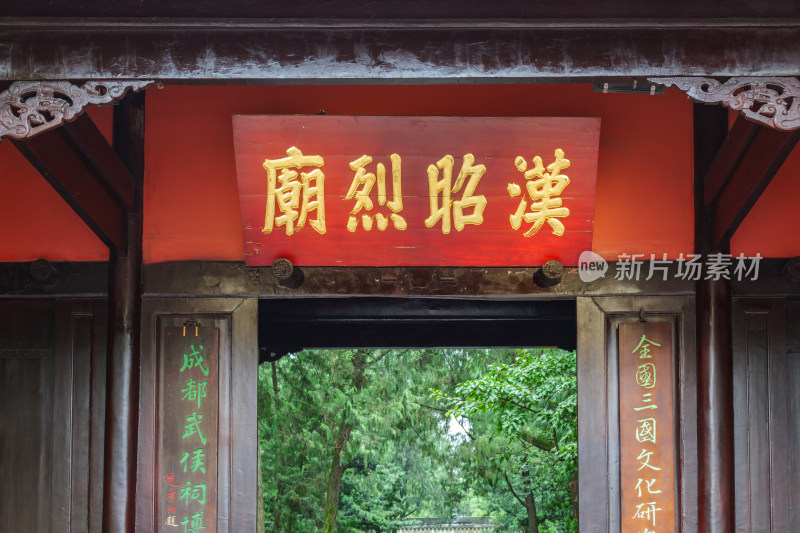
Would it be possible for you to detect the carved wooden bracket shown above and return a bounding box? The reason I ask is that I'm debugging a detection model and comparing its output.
[648,77,800,131]
[0,80,153,140]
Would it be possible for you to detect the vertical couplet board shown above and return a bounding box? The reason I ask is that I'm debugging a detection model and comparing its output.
[619,322,676,533]
[158,327,219,533]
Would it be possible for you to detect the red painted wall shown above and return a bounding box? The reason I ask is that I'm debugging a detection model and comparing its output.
[731,145,800,257]
[0,137,109,262]
[143,84,695,263]
[0,105,113,262]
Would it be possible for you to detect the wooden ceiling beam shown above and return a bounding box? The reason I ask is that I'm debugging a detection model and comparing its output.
[61,114,136,210]
[704,115,800,252]
[12,114,132,253]
[2,20,800,81]
[4,1,800,18]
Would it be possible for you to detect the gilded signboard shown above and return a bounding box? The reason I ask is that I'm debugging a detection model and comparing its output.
[232,116,600,266]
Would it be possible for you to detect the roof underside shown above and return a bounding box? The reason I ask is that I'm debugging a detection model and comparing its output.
[3,0,799,19]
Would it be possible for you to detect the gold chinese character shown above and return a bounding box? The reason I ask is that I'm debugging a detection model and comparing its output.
[636,418,657,444]
[345,154,407,232]
[425,154,487,234]
[632,501,662,527]
[634,392,657,411]
[636,363,656,389]
[262,146,326,235]
[508,148,570,237]
[636,449,662,471]
[632,335,661,359]
[635,478,663,498]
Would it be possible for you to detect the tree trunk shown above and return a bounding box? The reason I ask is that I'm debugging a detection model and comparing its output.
[322,350,367,533]
[569,473,579,522]
[322,351,366,533]
[257,449,266,533]
[525,491,539,533]
[322,423,352,533]
[271,362,283,533]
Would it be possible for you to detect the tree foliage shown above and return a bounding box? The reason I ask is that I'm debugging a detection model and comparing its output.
[258,347,578,533]
[433,348,578,533]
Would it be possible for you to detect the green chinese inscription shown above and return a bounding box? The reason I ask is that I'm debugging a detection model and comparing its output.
[164,328,218,533]
[180,510,206,533]
[180,448,207,473]
[182,411,207,445]
[181,344,210,376]
[181,377,208,409]
[179,481,207,505]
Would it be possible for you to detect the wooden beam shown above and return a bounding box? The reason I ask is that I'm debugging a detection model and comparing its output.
[703,117,760,208]
[13,122,128,252]
[703,115,800,251]
[62,114,136,210]
[3,19,800,81]
[5,1,800,18]
[694,104,730,253]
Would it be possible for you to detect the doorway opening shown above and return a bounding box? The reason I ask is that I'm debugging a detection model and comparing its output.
[257,298,577,533]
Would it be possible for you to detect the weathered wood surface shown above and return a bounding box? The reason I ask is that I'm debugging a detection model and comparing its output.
[138,298,258,533]
[693,101,735,533]
[4,0,800,18]
[0,300,107,533]
[577,295,696,533]
[102,91,145,533]
[54,300,108,533]
[732,298,792,532]
[0,261,107,297]
[2,259,798,299]
[142,261,696,298]
[0,302,54,533]
[2,19,800,81]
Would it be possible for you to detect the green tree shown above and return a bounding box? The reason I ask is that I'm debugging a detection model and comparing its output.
[259,348,492,532]
[433,348,578,533]
[259,347,574,532]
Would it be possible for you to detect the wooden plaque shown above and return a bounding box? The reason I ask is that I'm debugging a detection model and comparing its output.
[158,327,219,533]
[233,115,600,267]
[619,322,676,533]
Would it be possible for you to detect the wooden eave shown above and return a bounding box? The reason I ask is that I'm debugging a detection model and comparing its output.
[1,17,800,82]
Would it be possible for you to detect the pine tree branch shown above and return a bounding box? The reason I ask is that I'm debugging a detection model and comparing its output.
[414,401,449,413]
[367,348,408,366]
[275,366,325,413]
[454,416,477,441]
[504,471,527,508]
[519,430,555,452]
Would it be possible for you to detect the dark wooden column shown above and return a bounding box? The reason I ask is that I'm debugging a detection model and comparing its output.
[693,103,734,532]
[103,91,145,532]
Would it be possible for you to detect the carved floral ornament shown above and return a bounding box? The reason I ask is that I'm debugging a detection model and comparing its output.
[648,76,800,131]
[0,80,153,140]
